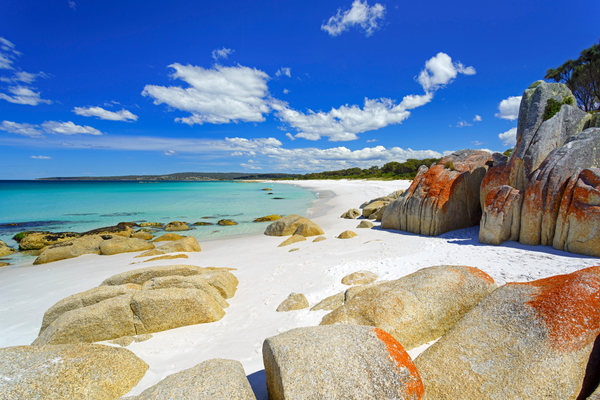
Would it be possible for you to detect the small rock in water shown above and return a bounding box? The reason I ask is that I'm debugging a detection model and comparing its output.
[217,219,237,226]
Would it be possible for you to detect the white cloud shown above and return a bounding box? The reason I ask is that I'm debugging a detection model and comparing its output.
[212,48,234,61]
[495,96,522,121]
[0,71,49,84]
[68,1,76,10]
[473,115,482,122]
[0,120,44,137]
[241,163,262,170]
[321,0,385,37]
[142,63,271,125]
[283,88,289,94]
[231,151,243,156]
[0,37,20,70]
[163,150,177,156]
[41,121,103,135]
[276,68,291,78]
[0,86,51,106]
[456,119,472,128]
[417,53,476,92]
[366,139,377,142]
[31,155,52,159]
[472,140,484,146]
[286,133,295,141]
[498,127,517,146]
[73,106,138,122]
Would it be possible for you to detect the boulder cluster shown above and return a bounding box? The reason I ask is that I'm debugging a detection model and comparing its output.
[380,81,600,258]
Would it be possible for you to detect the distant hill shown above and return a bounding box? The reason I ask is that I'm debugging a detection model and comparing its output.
[35,172,300,181]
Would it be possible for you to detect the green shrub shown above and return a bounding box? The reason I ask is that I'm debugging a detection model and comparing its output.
[444,161,455,171]
[542,97,574,121]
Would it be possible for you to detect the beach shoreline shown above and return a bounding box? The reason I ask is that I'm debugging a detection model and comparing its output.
[1,179,599,399]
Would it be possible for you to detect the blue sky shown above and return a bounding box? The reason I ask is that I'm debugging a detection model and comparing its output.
[0,0,598,179]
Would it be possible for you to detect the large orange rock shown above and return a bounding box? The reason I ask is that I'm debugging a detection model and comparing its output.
[382,150,492,236]
[479,185,523,245]
[415,266,600,400]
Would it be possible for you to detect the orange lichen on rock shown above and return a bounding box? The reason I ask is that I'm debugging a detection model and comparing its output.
[372,327,424,398]
[461,266,495,285]
[514,266,600,352]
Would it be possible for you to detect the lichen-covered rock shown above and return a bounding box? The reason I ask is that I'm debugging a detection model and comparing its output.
[99,236,155,255]
[311,293,344,311]
[217,219,237,226]
[33,234,109,265]
[165,221,190,231]
[0,240,16,257]
[18,231,80,250]
[0,344,148,400]
[152,233,184,242]
[479,185,523,245]
[133,231,154,240]
[519,129,600,247]
[357,220,374,228]
[554,168,600,256]
[415,266,600,400]
[342,270,378,285]
[382,150,492,236]
[340,208,361,219]
[138,236,201,257]
[292,221,324,237]
[254,215,282,222]
[129,359,256,400]
[263,325,423,400]
[276,292,309,312]
[140,222,163,227]
[81,225,134,238]
[360,197,395,209]
[264,214,311,236]
[321,266,497,349]
[278,234,306,247]
[337,230,357,239]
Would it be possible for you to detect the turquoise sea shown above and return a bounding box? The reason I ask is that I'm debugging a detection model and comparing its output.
[0,180,317,250]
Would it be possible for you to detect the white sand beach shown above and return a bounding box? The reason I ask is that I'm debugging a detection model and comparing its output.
[1,179,599,398]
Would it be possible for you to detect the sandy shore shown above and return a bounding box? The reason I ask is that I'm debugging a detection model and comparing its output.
[1,179,599,398]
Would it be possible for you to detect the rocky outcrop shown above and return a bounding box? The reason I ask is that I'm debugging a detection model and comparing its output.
[357,220,374,228]
[264,214,310,236]
[32,265,237,345]
[0,240,16,257]
[165,221,190,231]
[341,270,378,285]
[363,201,389,218]
[217,219,237,226]
[278,234,306,247]
[310,293,344,311]
[99,236,155,255]
[382,150,493,236]
[254,215,282,222]
[132,231,154,240]
[276,293,309,312]
[340,208,361,219]
[414,266,600,400]
[321,266,497,349]
[0,344,148,400]
[137,236,201,257]
[129,359,256,400]
[33,234,108,264]
[152,233,183,242]
[479,82,600,256]
[82,225,135,237]
[263,325,423,400]
[337,230,357,239]
[139,222,162,227]
[292,221,324,237]
[18,231,80,250]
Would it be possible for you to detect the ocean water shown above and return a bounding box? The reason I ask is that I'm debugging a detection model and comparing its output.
[0,180,317,250]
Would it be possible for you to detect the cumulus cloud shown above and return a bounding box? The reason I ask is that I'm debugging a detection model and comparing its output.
[498,127,517,146]
[495,96,521,121]
[322,0,385,37]
[456,119,472,128]
[472,140,484,146]
[417,53,476,92]
[283,88,289,94]
[142,63,271,125]
[0,86,51,106]
[212,47,234,61]
[286,133,295,141]
[276,68,291,78]
[0,120,43,137]
[73,106,138,122]
[474,115,482,122]
[31,155,52,159]
[273,53,471,141]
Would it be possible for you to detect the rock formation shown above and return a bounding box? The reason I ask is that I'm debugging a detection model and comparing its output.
[276,292,309,312]
[0,240,16,257]
[165,221,190,231]
[32,265,238,345]
[479,81,600,256]
[18,231,80,250]
[262,325,423,399]
[264,214,322,236]
[0,344,148,400]
[414,266,600,400]
[292,221,324,237]
[277,234,306,247]
[137,236,201,257]
[382,150,493,236]
[340,208,361,219]
[129,359,256,400]
[254,215,282,222]
[341,270,378,285]
[321,266,496,349]
[337,230,357,239]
